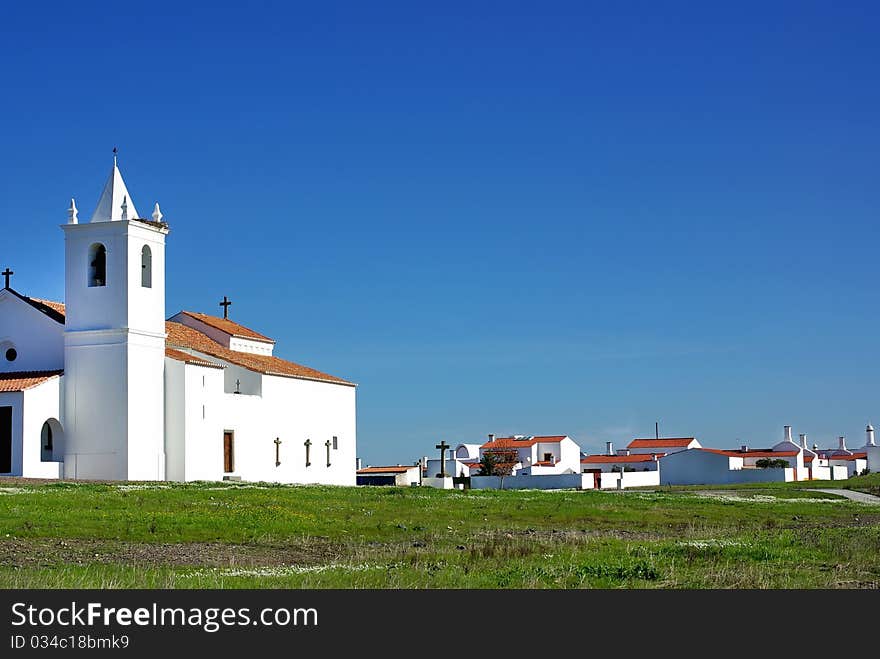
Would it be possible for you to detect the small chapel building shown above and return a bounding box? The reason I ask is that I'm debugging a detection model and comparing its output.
[0,156,356,485]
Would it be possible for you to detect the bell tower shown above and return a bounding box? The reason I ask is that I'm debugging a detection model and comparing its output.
[61,153,169,480]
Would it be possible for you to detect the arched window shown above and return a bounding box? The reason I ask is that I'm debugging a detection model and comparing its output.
[141,245,152,288]
[88,243,107,287]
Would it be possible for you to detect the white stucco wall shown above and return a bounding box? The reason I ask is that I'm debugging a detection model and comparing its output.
[470,473,591,490]
[865,446,880,474]
[21,376,63,478]
[660,449,737,486]
[619,470,661,488]
[228,336,274,355]
[660,449,796,485]
[165,359,357,486]
[0,291,64,373]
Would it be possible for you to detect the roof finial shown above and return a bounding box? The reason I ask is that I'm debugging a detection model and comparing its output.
[113,146,118,167]
[152,202,163,223]
[121,195,128,221]
[68,198,78,224]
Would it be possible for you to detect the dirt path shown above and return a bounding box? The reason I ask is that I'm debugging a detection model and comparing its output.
[813,489,880,504]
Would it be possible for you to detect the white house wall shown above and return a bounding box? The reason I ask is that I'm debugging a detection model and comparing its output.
[21,376,62,478]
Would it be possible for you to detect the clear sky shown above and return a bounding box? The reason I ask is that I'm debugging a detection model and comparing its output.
[1,1,879,464]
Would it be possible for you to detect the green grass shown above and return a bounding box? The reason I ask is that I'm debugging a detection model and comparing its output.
[1,480,878,588]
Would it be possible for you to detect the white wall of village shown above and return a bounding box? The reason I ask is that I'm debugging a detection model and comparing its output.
[471,474,593,490]
[165,358,356,485]
[660,450,799,485]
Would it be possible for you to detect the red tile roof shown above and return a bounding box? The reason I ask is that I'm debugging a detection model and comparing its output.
[357,466,417,474]
[5,289,66,324]
[0,370,63,392]
[479,435,567,449]
[697,448,799,458]
[628,438,696,449]
[581,453,664,464]
[804,455,815,463]
[165,321,353,386]
[177,311,274,343]
[27,297,66,318]
[734,450,799,458]
[164,348,225,369]
[533,461,556,466]
[695,448,735,457]
[827,452,867,461]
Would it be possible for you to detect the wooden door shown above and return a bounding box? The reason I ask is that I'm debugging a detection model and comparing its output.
[0,407,11,473]
[223,431,234,473]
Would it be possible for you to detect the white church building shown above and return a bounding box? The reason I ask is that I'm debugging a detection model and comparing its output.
[0,157,356,485]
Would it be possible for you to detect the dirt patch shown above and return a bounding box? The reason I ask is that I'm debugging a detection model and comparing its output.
[0,537,343,569]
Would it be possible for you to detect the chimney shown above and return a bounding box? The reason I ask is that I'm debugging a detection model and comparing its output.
[799,433,808,449]
[606,441,614,456]
[651,453,658,462]
[867,424,876,447]
[741,445,748,453]
[784,426,793,443]
[356,457,362,470]
[838,436,847,451]
[488,433,496,443]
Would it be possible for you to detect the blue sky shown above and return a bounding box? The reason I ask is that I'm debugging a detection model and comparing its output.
[1,1,879,463]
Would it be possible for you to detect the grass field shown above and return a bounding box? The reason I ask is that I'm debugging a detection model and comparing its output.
[1,475,879,589]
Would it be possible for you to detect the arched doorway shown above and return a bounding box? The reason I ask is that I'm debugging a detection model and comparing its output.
[40,419,64,462]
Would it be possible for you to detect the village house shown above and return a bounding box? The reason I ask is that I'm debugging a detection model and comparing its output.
[479,434,581,475]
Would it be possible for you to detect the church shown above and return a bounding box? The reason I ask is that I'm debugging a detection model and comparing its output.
[0,156,357,485]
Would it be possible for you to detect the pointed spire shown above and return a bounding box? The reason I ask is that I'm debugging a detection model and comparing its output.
[68,198,78,224]
[152,202,163,223]
[89,149,140,222]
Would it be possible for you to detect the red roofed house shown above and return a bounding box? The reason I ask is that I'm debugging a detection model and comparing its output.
[0,156,356,484]
[479,434,581,475]
[627,437,701,454]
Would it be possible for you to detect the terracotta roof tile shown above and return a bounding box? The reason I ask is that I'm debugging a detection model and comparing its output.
[27,297,66,318]
[357,466,417,474]
[165,321,353,386]
[164,348,225,370]
[733,450,799,458]
[628,438,696,449]
[695,448,799,458]
[0,370,63,392]
[827,452,867,461]
[5,289,66,324]
[178,311,274,343]
[581,453,664,463]
[480,435,567,449]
